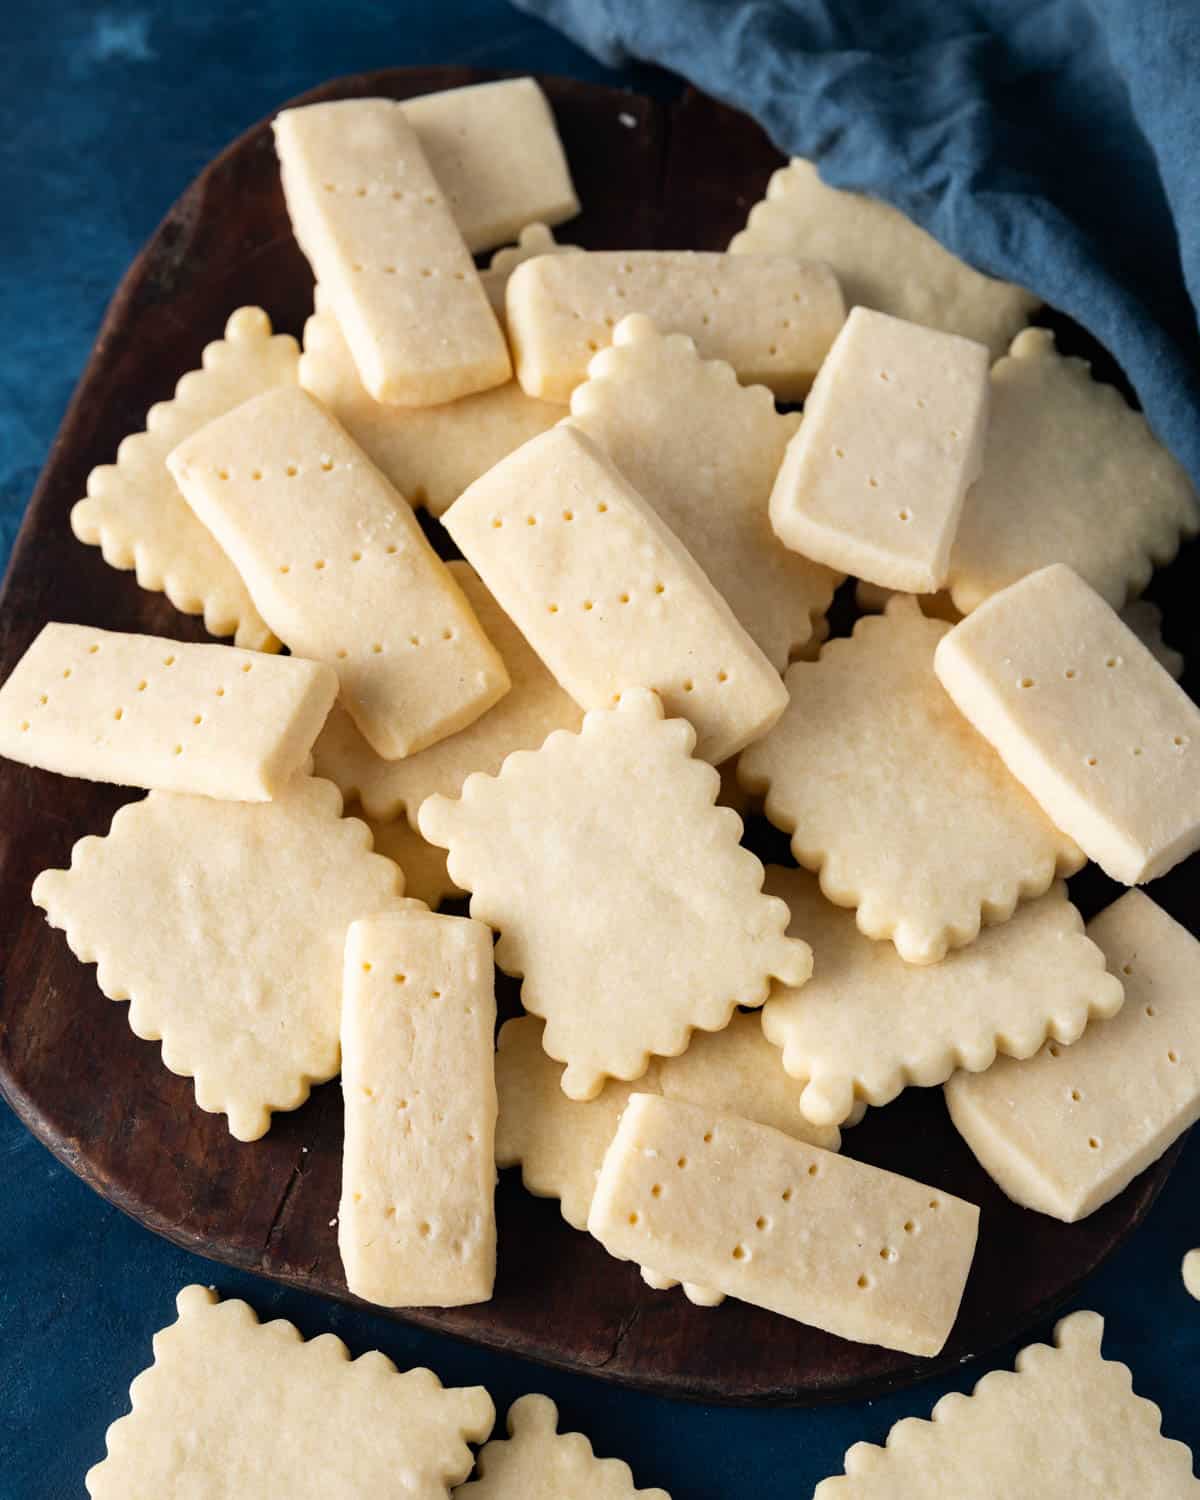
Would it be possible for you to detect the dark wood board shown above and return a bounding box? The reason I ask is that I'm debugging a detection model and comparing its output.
[0,67,1192,1406]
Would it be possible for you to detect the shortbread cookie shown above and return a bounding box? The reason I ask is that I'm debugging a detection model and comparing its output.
[763,869,1123,1127]
[71,307,295,648]
[948,329,1198,614]
[589,1094,978,1357]
[313,562,582,824]
[274,99,510,405]
[401,78,578,253]
[33,776,409,1140]
[340,911,496,1307]
[368,816,463,908]
[420,689,811,1100]
[456,1393,671,1499]
[946,891,1200,1221]
[85,1284,492,1500]
[442,426,787,766]
[506,250,845,402]
[496,1012,840,1230]
[854,580,961,624]
[768,308,989,593]
[1184,1251,1200,1301]
[300,288,561,516]
[568,315,838,669]
[739,599,1082,964]
[169,387,510,760]
[0,623,336,800]
[730,160,1038,357]
[480,223,581,321]
[1122,600,1185,680]
[934,564,1200,884]
[813,1310,1197,1497]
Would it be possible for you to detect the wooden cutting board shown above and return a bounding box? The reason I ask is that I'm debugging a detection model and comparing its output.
[0,66,1192,1406]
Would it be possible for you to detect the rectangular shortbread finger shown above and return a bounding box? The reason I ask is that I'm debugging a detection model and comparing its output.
[934,563,1200,884]
[339,910,497,1306]
[169,386,510,761]
[768,307,990,592]
[588,1094,979,1356]
[85,1285,493,1499]
[945,891,1200,1222]
[0,623,335,800]
[273,98,511,406]
[401,78,579,252]
[505,250,845,402]
[441,425,788,766]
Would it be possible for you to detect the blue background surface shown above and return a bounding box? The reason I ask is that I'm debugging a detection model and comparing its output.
[0,4,1197,1496]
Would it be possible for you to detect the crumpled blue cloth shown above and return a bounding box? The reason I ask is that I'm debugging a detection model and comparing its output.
[513,0,1200,488]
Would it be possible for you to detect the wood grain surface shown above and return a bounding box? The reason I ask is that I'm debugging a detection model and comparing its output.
[0,67,1192,1405]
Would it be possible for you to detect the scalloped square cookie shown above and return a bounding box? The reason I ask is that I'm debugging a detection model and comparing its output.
[312,562,582,824]
[813,1310,1199,1497]
[168,386,510,761]
[496,1011,840,1231]
[32,776,411,1140]
[300,288,562,517]
[738,597,1083,964]
[457,1393,671,1499]
[730,160,1038,357]
[949,329,1198,613]
[935,564,1200,884]
[946,891,1200,1221]
[763,869,1123,1127]
[420,688,811,1099]
[588,1094,978,1356]
[85,1285,493,1500]
[71,307,296,649]
[568,314,838,669]
[442,425,788,766]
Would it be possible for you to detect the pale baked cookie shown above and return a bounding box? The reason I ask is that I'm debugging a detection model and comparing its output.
[0,623,335,800]
[32,776,411,1141]
[367,815,463,909]
[400,78,578,252]
[495,1011,841,1230]
[948,328,1198,614]
[946,891,1200,1222]
[738,598,1083,964]
[506,250,845,402]
[568,315,839,669]
[480,223,581,322]
[442,426,787,767]
[339,910,497,1307]
[588,1094,978,1357]
[763,869,1122,1127]
[1183,1250,1200,1301]
[812,1310,1198,1497]
[85,1285,493,1500]
[935,565,1200,884]
[419,688,811,1100]
[730,159,1038,357]
[71,306,295,649]
[768,308,989,593]
[169,387,510,761]
[456,1393,671,1499]
[312,562,582,825]
[300,287,561,516]
[274,99,510,406]
[1121,599,1185,680]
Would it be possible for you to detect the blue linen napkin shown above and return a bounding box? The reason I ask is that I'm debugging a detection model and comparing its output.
[512,0,1200,487]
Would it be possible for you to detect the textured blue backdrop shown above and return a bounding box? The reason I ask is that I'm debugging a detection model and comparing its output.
[1,5,1197,1497]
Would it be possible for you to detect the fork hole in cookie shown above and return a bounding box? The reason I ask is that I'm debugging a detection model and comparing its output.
[651,1184,662,1198]
[857,1274,871,1290]
[732,1245,748,1261]
[628,1212,639,1226]
[1088,1137,1101,1150]
[879,1246,897,1262]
